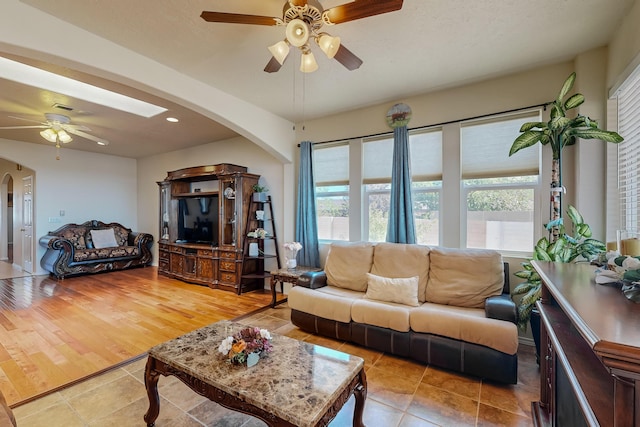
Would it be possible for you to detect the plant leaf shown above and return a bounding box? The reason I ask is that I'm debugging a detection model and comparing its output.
[549,116,572,130]
[509,131,543,156]
[564,93,584,110]
[566,205,583,225]
[558,72,576,103]
[573,128,624,143]
[520,121,546,132]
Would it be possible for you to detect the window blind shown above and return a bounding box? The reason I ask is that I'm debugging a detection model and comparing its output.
[617,66,640,231]
[362,129,442,184]
[461,111,541,179]
[314,143,349,186]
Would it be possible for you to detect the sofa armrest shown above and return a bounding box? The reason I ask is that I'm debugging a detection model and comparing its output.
[485,294,517,324]
[297,271,327,289]
[39,235,73,252]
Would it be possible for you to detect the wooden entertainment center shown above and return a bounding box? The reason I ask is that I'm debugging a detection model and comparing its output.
[157,164,272,294]
[532,260,640,427]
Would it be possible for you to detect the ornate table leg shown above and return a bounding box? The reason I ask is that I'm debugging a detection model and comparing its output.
[270,275,278,308]
[143,356,161,427]
[353,369,368,427]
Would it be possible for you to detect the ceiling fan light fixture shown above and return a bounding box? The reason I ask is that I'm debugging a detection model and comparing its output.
[268,40,290,65]
[317,34,341,59]
[300,50,318,73]
[40,128,57,143]
[285,19,310,47]
[57,130,73,144]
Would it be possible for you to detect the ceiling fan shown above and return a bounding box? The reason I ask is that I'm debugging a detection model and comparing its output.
[0,113,109,146]
[201,0,404,73]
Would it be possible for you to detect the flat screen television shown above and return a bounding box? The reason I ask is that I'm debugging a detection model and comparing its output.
[176,196,219,245]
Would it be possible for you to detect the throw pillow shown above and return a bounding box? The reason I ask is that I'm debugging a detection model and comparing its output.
[425,247,504,308]
[364,273,420,307]
[90,228,119,249]
[325,242,375,291]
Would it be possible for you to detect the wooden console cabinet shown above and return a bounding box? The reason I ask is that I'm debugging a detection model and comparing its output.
[157,164,260,293]
[532,260,640,427]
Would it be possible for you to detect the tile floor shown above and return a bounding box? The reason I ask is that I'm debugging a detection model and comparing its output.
[12,304,539,426]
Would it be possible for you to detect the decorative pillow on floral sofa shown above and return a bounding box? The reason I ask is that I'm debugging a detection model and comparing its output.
[39,220,153,278]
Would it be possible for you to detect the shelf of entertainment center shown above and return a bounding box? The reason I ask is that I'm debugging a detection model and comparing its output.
[173,191,218,198]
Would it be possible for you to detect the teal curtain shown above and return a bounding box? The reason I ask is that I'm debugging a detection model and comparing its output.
[386,125,416,243]
[295,141,321,267]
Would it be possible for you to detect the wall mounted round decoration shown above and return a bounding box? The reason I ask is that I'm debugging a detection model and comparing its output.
[386,103,412,128]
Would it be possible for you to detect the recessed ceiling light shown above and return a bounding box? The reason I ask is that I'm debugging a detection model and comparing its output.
[97,141,108,146]
[166,117,179,122]
[0,56,167,118]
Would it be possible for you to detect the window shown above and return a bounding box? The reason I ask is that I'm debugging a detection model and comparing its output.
[315,143,349,240]
[616,67,640,232]
[363,129,442,244]
[461,111,541,252]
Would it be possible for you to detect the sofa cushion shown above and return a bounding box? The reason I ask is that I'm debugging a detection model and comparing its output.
[410,302,518,355]
[325,242,374,292]
[370,242,430,303]
[73,246,140,262]
[351,299,412,332]
[425,247,504,308]
[365,273,420,307]
[288,285,363,323]
[90,228,119,249]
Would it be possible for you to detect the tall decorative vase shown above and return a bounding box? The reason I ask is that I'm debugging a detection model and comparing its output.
[285,248,299,269]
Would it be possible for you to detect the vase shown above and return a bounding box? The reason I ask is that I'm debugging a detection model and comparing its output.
[285,248,299,269]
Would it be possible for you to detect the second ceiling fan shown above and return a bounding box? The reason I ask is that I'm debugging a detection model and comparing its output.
[201,0,404,73]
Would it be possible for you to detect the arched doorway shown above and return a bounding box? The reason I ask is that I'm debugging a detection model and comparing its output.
[1,159,35,276]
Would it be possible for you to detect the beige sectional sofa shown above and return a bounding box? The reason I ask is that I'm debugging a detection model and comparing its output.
[288,242,519,384]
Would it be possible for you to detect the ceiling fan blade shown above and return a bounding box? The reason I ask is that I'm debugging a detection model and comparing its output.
[334,44,363,70]
[0,125,48,130]
[200,11,278,26]
[63,123,92,132]
[8,115,47,125]
[324,0,403,25]
[289,0,308,6]
[264,56,284,73]
[66,128,109,146]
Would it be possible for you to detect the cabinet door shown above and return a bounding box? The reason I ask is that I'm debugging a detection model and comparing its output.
[158,181,171,241]
[220,178,237,246]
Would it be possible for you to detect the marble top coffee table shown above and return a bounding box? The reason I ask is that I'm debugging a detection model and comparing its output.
[144,320,367,427]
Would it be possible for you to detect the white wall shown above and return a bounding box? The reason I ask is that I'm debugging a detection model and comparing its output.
[0,137,137,275]
[136,136,288,268]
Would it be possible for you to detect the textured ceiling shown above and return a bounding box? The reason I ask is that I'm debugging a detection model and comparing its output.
[0,0,636,158]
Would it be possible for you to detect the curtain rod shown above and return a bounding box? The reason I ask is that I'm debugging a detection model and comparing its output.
[297,101,552,147]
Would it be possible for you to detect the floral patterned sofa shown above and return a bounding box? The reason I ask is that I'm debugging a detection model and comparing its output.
[39,220,153,279]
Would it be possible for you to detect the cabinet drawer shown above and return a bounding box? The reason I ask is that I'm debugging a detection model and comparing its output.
[198,249,213,257]
[170,245,183,254]
[219,251,237,260]
[159,260,169,272]
[219,272,237,283]
[220,260,236,272]
[158,251,169,262]
[159,243,169,251]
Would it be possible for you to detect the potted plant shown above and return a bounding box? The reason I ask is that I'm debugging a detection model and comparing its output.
[252,184,268,202]
[512,205,605,360]
[508,72,622,360]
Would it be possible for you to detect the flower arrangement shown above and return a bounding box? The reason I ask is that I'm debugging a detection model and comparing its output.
[218,327,273,366]
[595,252,640,302]
[284,242,302,269]
[247,228,268,238]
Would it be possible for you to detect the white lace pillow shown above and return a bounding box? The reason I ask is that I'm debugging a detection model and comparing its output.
[90,228,118,249]
[364,273,420,307]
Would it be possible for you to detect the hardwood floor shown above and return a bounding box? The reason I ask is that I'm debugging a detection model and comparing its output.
[0,267,274,406]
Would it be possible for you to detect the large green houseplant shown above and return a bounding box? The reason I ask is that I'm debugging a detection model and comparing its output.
[512,205,605,331]
[509,72,623,330]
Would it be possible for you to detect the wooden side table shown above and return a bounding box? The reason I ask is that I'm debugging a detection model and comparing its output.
[270,266,320,308]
